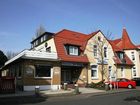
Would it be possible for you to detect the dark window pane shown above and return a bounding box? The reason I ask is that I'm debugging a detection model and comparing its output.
[35,65,51,77]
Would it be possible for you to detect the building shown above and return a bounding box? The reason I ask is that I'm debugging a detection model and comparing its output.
[111,28,140,79]
[2,28,139,91]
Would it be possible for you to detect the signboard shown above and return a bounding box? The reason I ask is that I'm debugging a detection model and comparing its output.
[62,62,84,67]
[25,66,33,75]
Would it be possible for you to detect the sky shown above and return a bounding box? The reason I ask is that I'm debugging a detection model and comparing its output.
[0,0,140,53]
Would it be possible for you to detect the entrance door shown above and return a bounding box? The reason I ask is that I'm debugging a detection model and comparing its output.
[61,70,71,83]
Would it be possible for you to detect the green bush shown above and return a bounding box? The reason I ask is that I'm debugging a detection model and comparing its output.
[88,81,105,89]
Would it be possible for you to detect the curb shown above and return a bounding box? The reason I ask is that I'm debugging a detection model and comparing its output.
[39,89,138,98]
[0,89,139,98]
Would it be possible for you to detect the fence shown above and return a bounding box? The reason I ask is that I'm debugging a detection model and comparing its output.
[0,77,15,93]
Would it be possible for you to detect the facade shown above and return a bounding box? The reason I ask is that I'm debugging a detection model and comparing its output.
[111,28,140,79]
[2,28,140,91]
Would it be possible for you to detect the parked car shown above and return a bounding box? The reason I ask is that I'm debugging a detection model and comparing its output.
[105,78,136,89]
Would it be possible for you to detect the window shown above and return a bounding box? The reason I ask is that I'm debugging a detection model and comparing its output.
[35,65,51,78]
[117,52,126,64]
[121,66,124,77]
[108,66,112,79]
[35,40,38,46]
[132,67,137,77]
[69,46,79,55]
[91,65,98,79]
[41,36,44,42]
[17,65,22,78]
[104,47,107,58]
[98,36,101,41]
[119,53,124,59]
[43,35,46,41]
[33,42,35,46]
[117,52,124,60]
[93,45,97,57]
[131,52,135,61]
[65,45,80,56]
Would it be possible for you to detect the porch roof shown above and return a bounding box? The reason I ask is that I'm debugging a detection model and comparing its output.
[5,50,59,66]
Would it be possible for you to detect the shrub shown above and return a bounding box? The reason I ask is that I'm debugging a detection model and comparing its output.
[88,81,105,89]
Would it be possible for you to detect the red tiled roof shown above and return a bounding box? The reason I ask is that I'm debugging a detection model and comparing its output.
[109,40,123,52]
[113,53,134,65]
[54,29,99,63]
[116,28,137,50]
[109,40,133,65]
[109,29,135,66]
[136,45,140,49]
[112,38,121,45]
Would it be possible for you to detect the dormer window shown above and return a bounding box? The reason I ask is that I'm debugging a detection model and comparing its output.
[41,37,44,42]
[116,52,126,64]
[117,52,124,60]
[65,45,80,56]
[69,46,78,55]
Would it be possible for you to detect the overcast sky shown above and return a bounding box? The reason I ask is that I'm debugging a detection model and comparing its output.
[0,0,140,53]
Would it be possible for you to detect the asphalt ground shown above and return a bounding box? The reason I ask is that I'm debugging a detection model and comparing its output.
[0,89,140,105]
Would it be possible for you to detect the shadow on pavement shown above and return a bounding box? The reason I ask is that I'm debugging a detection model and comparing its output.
[0,95,48,105]
[124,96,140,102]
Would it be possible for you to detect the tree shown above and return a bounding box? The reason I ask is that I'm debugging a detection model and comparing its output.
[95,36,109,81]
[0,50,8,68]
[6,51,18,60]
[87,31,112,82]
[35,25,46,37]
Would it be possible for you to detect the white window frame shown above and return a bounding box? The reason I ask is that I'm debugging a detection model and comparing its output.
[41,36,44,43]
[69,46,78,55]
[36,40,38,46]
[91,65,98,79]
[34,65,52,79]
[120,53,124,59]
[104,46,108,58]
[43,35,46,41]
[121,66,125,78]
[93,45,98,57]
[132,66,137,77]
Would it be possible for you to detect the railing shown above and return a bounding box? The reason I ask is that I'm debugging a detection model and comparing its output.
[0,77,15,93]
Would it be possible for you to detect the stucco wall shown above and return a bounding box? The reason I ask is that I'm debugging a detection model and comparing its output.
[77,66,88,85]
[124,50,140,78]
[84,32,116,83]
[117,66,132,79]
[33,38,57,53]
